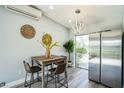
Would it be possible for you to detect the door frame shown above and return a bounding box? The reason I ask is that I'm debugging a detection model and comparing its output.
[75,34,89,70]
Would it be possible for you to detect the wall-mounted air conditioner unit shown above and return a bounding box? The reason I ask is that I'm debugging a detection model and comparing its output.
[5,5,42,20]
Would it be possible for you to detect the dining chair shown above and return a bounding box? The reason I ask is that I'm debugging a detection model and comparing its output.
[23,60,42,88]
[32,59,53,72]
[52,56,67,73]
[46,62,68,88]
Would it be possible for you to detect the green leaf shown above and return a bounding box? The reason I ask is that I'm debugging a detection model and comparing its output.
[63,40,74,53]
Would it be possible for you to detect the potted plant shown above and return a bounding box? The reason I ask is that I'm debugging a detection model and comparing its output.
[63,40,74,67]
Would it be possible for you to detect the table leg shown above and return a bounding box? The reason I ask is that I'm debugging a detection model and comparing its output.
[31,59,34,83]
[42,64,45,88]
[31,59,34,66]
[31,73,34,84]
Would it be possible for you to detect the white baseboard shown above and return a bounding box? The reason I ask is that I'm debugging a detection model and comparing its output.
[2,76,32,88]
[3,78,25,88]
[3,73,41,88]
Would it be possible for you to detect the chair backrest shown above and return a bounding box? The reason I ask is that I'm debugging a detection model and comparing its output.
[23,60,31,73]
[55,55,67,65]
[60,55,67,61]
[55,63,67,75]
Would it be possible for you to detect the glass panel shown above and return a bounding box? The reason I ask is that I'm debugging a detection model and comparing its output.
[75,35,89,69]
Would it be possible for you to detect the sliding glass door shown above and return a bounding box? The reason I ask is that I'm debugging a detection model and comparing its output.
[75,35,89,69]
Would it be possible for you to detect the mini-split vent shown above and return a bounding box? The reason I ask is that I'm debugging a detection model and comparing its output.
[5,5,42,20]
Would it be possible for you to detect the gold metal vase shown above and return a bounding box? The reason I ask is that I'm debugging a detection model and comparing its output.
[45,49,51,58]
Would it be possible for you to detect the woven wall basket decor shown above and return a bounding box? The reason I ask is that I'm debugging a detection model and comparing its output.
[20,24,36,39]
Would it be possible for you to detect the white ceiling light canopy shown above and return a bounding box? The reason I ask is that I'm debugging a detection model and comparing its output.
[68,19,72,23]
[49,5,54,10]
[70,9,86,35]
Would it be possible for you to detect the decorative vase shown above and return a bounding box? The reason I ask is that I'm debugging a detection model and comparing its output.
[41,33,59,58]
[45,49,51,58]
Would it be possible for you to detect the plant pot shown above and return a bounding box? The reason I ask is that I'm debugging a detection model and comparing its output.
[68,61,72,67]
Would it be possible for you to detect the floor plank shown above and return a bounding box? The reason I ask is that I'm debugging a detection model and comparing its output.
[17,67,107,88]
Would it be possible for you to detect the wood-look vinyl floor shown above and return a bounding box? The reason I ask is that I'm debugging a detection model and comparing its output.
[17,67,107,88]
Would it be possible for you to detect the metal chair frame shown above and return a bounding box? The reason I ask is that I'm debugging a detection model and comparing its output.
[46,62,68,88]
[23,61,42,88]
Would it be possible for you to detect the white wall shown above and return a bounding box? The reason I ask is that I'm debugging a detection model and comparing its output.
[0,6,69,84]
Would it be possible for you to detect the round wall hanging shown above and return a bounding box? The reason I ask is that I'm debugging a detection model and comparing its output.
[20,24,36,39]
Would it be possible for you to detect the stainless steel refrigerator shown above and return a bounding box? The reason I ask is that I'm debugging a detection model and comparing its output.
[89,30,122,88]
[89,33,101,83]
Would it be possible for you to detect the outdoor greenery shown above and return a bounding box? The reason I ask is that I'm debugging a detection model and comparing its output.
[76,47,87,54]
[63,40,74,63]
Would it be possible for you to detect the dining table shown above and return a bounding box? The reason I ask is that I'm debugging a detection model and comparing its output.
[31,55,67,88]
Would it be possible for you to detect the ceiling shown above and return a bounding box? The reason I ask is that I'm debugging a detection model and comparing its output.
[36,5,123,31]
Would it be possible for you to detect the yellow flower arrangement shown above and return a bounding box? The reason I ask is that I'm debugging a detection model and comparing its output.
[40,33,60,58]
